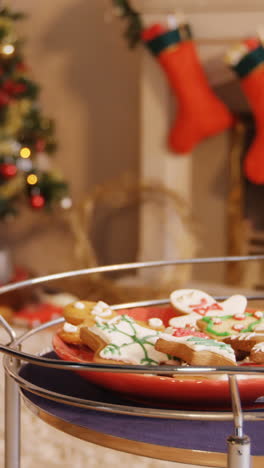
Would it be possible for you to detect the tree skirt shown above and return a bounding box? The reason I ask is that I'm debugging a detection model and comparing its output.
[0,327,200,468]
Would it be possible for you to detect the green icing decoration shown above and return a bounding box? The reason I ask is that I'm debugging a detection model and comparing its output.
[96,315,168,365]
[201,313,263,337]
[186,336,232,353]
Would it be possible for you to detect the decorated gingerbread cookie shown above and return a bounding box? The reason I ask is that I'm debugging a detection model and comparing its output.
[197,310,264,340]
[170,289,222,315]
[250,341,264,364]
[63,300,117,326]
[170,289,247,316]
[224,333,264,354]
[169,290,247,332]
[155,334,237,367]
[165,327,209,339]
[80,314,171,365]
[58,322,83,346]
[170,289,247,317]
[168,312,202,330]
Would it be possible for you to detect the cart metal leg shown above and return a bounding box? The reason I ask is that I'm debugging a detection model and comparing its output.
[227,375,251,468]
[0,316,21,468]
[5,370,20,468]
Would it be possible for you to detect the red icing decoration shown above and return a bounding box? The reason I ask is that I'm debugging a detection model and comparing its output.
[232,324,244,332]
[172,328,209,338]
[212,318,222,325]
[234,313,246,320]
[253,311,263,319]
[189,298,223,316]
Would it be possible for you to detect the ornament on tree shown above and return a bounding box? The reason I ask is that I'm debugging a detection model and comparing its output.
[35,138,46,152]
[226,38,264,184]
[30,193,45,209]
[141,15,234,154]
[0,162,17,178]
[0,89,10,107]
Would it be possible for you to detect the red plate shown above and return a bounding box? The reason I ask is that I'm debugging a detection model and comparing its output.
[52,306,264,408]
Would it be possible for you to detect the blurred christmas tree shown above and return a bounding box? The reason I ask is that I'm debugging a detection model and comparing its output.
[0,6,68,220]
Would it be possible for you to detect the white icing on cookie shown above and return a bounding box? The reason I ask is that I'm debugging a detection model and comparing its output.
[234,313,246,320]
[74,301,86,310]
[148,318,164,329]
[159,333,236,362]
[91,301,113,317]
[63,322,78,333]
[254,311,263,319]
[228,333,258,341]
[88,315,168,365]
[232,324,245,332]
[221,295,247,316]
[212,318,222,325]
[252,342,264,353]
[169,312,200,329]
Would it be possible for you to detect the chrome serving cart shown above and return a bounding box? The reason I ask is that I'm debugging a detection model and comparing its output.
[1,256,264,468]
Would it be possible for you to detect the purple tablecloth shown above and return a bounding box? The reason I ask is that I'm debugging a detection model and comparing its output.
[20,353,264,455]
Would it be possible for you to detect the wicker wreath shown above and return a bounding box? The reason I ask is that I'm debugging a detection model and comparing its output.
[60,174,198,303]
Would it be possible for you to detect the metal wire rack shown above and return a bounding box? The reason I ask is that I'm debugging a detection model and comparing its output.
[1,255,264,468]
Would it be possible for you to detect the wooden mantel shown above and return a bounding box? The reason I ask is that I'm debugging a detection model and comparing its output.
[132,0,264,13]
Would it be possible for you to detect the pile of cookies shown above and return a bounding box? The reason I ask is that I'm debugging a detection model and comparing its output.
[56,289,264,369]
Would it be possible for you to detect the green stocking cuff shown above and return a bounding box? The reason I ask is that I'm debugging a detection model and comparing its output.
[145,25,192,56]
[233,46,264,78]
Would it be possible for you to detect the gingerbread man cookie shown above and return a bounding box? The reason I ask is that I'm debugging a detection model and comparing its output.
[60,300,117,346]
[170,289,247,317]
[250,341,264,364]
[224,332,264,354]
[58,322,83,346]
[63,300,117,326]
[169,290,247,332]
[224,333,264,361]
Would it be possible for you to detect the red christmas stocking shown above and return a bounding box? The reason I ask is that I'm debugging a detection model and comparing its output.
[141,21,234,154]
[226,39,264,184]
